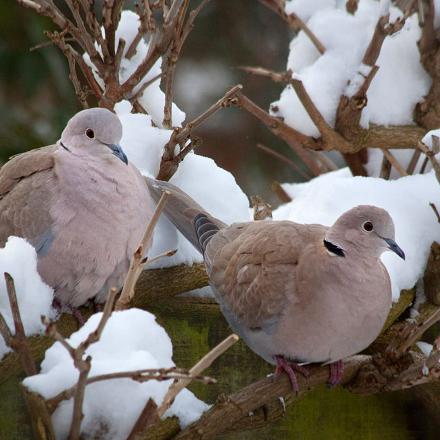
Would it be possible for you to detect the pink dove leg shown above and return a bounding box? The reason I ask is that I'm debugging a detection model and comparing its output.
[274,355,310,393]
[328,360,344,386]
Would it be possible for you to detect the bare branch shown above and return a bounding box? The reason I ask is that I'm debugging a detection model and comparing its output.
[291,78,355,153]
[257,0,326,54]
[234,91,323,176]
[417,140,440,184]
[407,149,422,174]
[271,181,292,203]
[256,143,311,180]
[157,85,243,180]
[251,195,273,220]
[157,334,239,417]
[47,367,215,412]
[162,0,211,127]
[115,191,170,310]
[387,304,440,359]
[430,203,440,223]
[380,153,392,179]
[239,65,293,83]
[0,274,37,376]
[380,149,408,177]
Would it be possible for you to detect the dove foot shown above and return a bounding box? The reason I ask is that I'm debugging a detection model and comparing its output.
[273,355,309,393]
[52,298,86,327]
[328,360,344,386]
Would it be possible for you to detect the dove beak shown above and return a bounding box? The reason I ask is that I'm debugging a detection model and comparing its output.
[382,237,405,260]
[107,143,128,165]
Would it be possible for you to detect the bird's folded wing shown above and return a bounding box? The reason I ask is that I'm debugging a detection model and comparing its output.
[208,221,326,329]
[0,146,57,247]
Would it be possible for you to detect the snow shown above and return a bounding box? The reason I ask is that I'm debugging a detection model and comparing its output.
[23,309,209,439]
[272,0,430,137]
[115,101,251,268]
[435,0,440,29]
[416,341,434,357]
[274,168,440,300]
[0,237,54,359]
[422,128,440,151]
[285,0,336,22]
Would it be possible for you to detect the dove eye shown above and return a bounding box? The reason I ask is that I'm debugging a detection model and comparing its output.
[363,221,373,232]
[85,128,95,139]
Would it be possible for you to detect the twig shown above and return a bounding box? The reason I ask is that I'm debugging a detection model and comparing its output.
[380,149,408,177]
[430,203,440,223]
[271,181,292,203]
[290,78,354,153]
[115,191,170,310]
[256,143,311,180]
[46,367,215,412]
[346,0,359,14]
[251,195,272,220]
[131,72,163,104]
[0,273,37,376]
[142,249,177,266]
[417,140,440,184]
[406,149,422,174]
[157,334,239,417]
[257,0,326,54]
[234,91,323,176]
[162,0,211,128]
[43,288,119,440]
[380,153,392,179]
[387,304,440,358]
[127,399,159,439]
[157,85,243,180]
[239,65,292,84]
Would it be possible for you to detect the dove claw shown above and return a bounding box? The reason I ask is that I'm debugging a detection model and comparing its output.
[273,355,309,393]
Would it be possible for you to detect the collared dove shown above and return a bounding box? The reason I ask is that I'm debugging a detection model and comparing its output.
[0,108,152,309]
[146,178,405,391]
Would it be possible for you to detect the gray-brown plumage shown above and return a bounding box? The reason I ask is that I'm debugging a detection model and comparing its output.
[0,108,152,308]
[146,177,405,389]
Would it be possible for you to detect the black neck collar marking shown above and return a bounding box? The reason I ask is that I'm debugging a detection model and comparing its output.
[60,141,70,152]
[323,239,345,257]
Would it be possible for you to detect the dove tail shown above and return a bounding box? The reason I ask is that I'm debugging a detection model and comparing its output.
[145,177,225,254]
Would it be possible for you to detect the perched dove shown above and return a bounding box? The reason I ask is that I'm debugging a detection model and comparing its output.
[146,178,405,391]
[0,108,152,309]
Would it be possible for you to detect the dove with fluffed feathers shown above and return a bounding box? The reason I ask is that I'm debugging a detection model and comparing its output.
[0,108,153,308]
[146,177,405,390]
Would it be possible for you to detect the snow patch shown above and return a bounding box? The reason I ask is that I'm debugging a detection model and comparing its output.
[24,309,209,439]
[0,237,54,359]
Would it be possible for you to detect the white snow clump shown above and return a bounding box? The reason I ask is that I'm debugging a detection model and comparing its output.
[0,236,54,359]
[23,308,209,439]
[272,0,430,137]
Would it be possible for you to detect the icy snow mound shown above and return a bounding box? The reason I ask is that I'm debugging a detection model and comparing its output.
[0,237,54,359]
[24,309,209,439]
[274,169,440,300]
[116,102,251,268]
[272,0,430,137]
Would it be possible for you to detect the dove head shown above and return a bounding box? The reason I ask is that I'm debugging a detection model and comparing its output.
[324,205,405,260]
[59,108,128,165]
